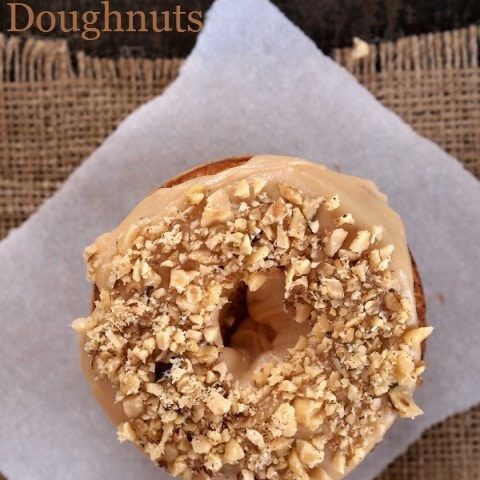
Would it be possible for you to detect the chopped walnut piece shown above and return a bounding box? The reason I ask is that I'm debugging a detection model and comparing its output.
[296,439,323,468]
[156,330,172,350]
[206,391,232,415]
[71,316,97,333]
[201,189,234,227]
[384,292,402,311]
[186,186,205,205]
[395,352,415,385]
[170,458,187,476]
[276,224,290,249]
[271,437,293,454]
[389,386,424,418]
[240,235,253,255]
[309,220,320,233]
[170,269,190,292]
[324,277,344,299]
[288,450,309,478]
[145,382,163,397]
[246,429,265,449]
[302,197,323,221]
[119,371,141,395]
[371,225,383,242]
[123,395,144,418]
[335,213,354,226]
[325,194,340,211]
[246,272,268,292]
[241,470,255,480]
[324,228,348,257]
[289,208,306,239]
[264,199,288,224]
[294,398,324,430]
[332,451,346,474]
[117,422,137,443]
[119,223,140,254]
[205,452,222,473]
[247,245,270,266]
[271,403,297,437]
[292,258,311,275]
[192,435,213,454]
[251,177,267,196]
[278,182,303,205]
[404,326,433,347]
[310,467,332,480]
[311,314,330,337]
[202,325,219,344]
[235,179,251,199]
[224,439,245,463]
[349,230,371,254]
[84,243,97,258]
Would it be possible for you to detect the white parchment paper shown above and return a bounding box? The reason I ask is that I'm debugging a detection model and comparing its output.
[1,0,479,478]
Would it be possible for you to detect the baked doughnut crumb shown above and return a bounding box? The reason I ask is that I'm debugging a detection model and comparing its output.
[74,173,430,480]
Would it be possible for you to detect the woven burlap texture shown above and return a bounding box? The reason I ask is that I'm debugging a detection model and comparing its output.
[0,26,479,480]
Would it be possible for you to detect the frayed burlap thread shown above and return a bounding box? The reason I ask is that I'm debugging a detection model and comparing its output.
[0,26,479,480]
[0,34,183,237]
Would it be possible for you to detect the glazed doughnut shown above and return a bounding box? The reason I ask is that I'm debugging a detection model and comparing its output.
[73,155,431,480]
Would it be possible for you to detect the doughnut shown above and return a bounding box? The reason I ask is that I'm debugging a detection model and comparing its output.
[72,155,431,480]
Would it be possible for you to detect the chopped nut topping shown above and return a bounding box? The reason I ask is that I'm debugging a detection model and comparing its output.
[201,189,234,227]
[332,451,346,474]
[117,422,137,443]
[206,390,232,415]
[324,278,344,299]
[303,197,323,221]
[294,398,324,430]
[119,223,140,254]
[271,403,297,437]
[264,199,288,224]
[192,435,213,454]
[310,467,332,480]
[289,450,309,478]
[186,186,205,205]
[335,213,354,226]
[240,234,253,255]
[235,179,251,199]
[276,224,290,249]
[170,269,191,292]
[325,194,340,211]
[389,386,424,418]
[278,182,303,206]
[252,177,267,195]
[77,173,426,480]
[241,470,255,480]
[404,326,433,346]
[296,439,323,468]
[71,316,97,333]
[224,439,245,463]
[349,230,371,254]
[288,208,306,239]
[247,245,270,266]
[324,228,348,257]
[246,429,266,449]
[247,272,268,292]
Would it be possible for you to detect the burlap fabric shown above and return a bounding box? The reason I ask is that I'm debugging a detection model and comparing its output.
[0,25,479,480]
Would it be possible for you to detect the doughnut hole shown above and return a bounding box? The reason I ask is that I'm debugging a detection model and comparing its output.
[218,270,310,383]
